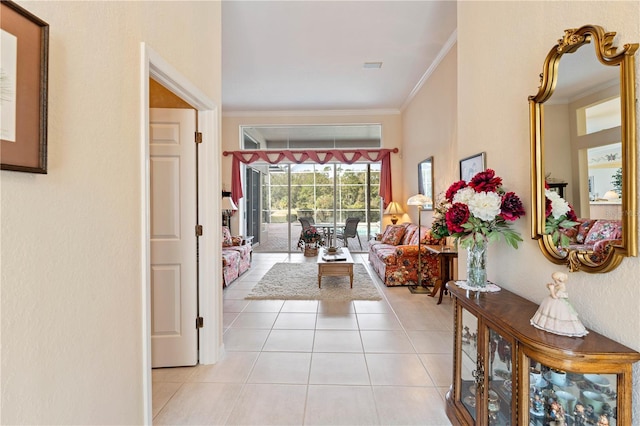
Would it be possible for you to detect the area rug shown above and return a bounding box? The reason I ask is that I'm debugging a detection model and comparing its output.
[246,262,382,301]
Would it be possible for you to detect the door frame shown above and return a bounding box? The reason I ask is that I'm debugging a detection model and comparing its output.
[140,43,223,424]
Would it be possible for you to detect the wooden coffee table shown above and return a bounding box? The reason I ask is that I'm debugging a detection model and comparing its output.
[317,247,354,288]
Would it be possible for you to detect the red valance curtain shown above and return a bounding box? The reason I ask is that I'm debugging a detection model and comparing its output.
[223,148,398,208]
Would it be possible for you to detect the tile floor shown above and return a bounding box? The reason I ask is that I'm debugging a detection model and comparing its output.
[153,252,454,425]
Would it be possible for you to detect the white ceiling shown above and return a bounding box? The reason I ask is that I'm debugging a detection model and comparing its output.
[221,1,457,113]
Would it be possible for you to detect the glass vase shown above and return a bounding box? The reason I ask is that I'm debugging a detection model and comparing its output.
[466,240,487,288]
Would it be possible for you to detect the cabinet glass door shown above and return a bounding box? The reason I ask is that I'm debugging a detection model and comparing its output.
[527,358,618,426]
[460,307,478,421]
[487,326,514,425]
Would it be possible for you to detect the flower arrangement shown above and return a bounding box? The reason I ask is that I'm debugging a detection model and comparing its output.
[298,226,325,250]
[545,185,578,248]
[442,169,525,249]
[431,197,452,240]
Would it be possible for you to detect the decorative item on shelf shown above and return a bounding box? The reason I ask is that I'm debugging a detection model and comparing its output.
[530,272,588,337]
[298,226,325,256]
[544,183,578,248]
[442,169,525,288]
[383,201,405,225]
[406,193,432,294]
[221,191,238,228]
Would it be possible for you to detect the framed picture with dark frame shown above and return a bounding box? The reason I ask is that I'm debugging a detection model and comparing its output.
[459,152,486,182]
[1,0,49,173]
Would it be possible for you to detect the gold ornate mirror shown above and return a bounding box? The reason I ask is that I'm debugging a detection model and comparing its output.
[529,25,638,272]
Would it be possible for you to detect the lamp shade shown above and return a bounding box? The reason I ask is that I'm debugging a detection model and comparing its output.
[407,193,431,206]
[383,201,405,215]
[603,190,620,200]
[221,196,238,211]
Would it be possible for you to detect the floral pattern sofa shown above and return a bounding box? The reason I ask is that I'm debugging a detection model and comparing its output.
[562,218,622,262]
[222,226,252,287]
[368,222,444,287]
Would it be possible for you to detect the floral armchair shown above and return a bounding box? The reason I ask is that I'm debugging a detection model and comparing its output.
[368,222,444,287]
[222,226,252,287]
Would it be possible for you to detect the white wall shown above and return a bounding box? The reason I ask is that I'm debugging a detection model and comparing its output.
[401,44,458,226]
[0,1,221,423]
[458,0,640,419]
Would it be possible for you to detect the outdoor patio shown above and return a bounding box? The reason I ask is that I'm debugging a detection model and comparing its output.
[253,222,373,254]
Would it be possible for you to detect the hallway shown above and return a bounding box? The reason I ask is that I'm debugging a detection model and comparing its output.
[152,252,454,425]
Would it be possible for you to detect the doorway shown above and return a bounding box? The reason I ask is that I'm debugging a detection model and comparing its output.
[141,43,221,424]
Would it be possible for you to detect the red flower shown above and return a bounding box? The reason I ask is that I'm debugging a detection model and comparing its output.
[566,205,577,221]
[445,180,467,202]
[500,192,525,221]
[545,197,553,218]
[469,169,502,193]
[445,203,470,233]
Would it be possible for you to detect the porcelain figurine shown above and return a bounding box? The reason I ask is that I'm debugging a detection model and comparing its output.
[548,400,566,425]
[573,402,587,426]
[530,272,589,337]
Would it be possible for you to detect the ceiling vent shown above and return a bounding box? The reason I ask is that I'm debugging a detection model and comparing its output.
[363,62,383,69]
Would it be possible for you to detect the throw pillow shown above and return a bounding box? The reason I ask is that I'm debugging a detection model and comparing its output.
[381,225,406,245]
[576,219,596,244]
[231,236,243,246]
[584,220,622,245]
[222,226,233,247]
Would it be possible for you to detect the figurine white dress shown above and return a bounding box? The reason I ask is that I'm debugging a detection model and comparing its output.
[530,272,588,337]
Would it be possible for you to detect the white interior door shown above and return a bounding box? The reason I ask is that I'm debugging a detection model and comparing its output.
[150,108,198,368]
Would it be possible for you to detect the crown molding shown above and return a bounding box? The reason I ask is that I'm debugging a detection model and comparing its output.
[401,29,458,112]
[222,108,401,118]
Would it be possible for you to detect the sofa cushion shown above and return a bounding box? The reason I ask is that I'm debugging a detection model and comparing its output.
[222,226,233,247]
[407,227,440,245]
[584,220,622,246]
[224,244,252,258]
[401,223,417,245]
[576,219,596,244]
[222,249,239,267]
[381,225,406,245]
[375,246,400,266]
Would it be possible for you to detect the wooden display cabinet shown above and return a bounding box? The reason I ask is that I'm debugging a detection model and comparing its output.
[445,283,640,425]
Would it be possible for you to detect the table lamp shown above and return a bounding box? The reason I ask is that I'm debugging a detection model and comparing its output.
[222,191,238,228]
[407,193,432,294]
[383,201,405,225]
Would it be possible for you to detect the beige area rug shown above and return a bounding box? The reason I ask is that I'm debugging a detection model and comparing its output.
[246,262,382,301]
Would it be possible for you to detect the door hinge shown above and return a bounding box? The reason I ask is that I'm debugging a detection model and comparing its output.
[196,317,204,329]
[195,132,203,144]
[195,224,203,236]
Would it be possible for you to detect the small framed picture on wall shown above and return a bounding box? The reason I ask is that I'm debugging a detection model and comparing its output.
[459,152,486,182]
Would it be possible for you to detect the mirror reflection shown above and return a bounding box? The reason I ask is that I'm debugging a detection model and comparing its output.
[418,157,434,210]
[544,43,621,222]
[530,25,638,273]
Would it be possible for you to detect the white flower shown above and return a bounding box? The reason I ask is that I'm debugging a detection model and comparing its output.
[467,191,502,221]
[452,187,476,205]
[545,189,571,218]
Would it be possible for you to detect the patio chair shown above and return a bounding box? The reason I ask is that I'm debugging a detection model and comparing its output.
[298,217,321,248]
[336,217,362,249]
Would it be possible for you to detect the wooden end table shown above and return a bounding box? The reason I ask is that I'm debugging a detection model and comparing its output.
[317,247,354,288]
[425,245,458,304]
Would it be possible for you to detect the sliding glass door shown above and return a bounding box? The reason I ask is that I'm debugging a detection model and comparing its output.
[252,162,381,253]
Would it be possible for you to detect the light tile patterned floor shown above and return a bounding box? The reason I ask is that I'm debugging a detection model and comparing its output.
[153,252,454,425]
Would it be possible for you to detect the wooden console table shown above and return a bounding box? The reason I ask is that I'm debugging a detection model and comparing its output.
[425,244,458,304]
